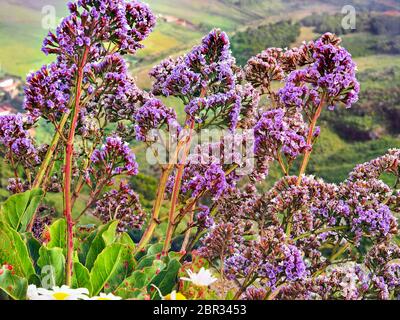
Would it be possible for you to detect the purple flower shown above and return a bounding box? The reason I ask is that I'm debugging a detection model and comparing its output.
[184,91,241,130]
[0,114,39,167]
[84,53,147,122]
[134,98,180,142]
[253,108,310,179]
[195,205,215,229]
[43,0,156,58]
[94,181,145,233]
[89,135,138,179]
[278,33,360,111]
[24,62,74,121]
[150,29,237,120]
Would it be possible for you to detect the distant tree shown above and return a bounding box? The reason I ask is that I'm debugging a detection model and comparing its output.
[231,20,300,65]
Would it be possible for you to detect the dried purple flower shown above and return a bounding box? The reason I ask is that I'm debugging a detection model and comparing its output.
[94,181,145,232]
[89,135,138,182]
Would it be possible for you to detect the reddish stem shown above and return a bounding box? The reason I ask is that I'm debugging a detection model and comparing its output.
[162,118,195,253]
[64,46,89,286]
[296,96,326,186]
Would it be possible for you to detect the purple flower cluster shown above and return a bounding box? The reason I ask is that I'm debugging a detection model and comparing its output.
[195,205,215,230]
[278,33,360,111]
[197,222,239,261]
[277,264,370,300]
[225,227,306,289]
[94,181,145,232]
[150,29,254,130]
[7,178,27,194]
[254,108,310,160]
[337,179,398,244]
[150,57,202,98]
[184,91,241,130]
[244,48,286,90]
[84,54,147,122]
[348,148,400,182]
[43,0,156,58]
[89,135,138,179]
[169,161,230,201]
[0,114,39,167]
[134,98,180,142]
[24,62,74,121]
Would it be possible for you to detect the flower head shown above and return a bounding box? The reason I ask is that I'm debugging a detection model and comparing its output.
[43,0,156,58]
[0,113,39,168]
[151,285,187,300]
[134,98,180,142]
[27,285,89,300]
[181,268,218,287]
[94,181,145,232]
[89,293,123,300]
[90,135,139,178]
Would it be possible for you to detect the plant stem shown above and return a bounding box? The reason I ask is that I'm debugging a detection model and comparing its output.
[33,112,70,190]
[64,46,89,286]
[180,203,195,253]
[27,112,70,232]
[293,226,348,241]
[135,167,172,253]
[163,119,195,253]
[296,95,326,186]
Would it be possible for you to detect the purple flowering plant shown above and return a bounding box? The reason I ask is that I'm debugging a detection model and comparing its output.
[0,0,398,301]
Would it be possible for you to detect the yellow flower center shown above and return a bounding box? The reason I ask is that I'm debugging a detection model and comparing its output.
[52,292,70,300]
[96,297,111,300]
[165,293,187,300]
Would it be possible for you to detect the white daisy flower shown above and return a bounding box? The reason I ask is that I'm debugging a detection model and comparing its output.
[151,285,187,300]
[89,293,122,300]
[180,267,218,287]
[27,285,89,300]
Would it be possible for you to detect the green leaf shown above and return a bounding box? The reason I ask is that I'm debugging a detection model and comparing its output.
[118,259,165,291]
[118,232,135,249]
[78,229,98,265]
[23,233,41,274]
[0,266,28,300]
[147,243,163,256]
[37,247,65,287]
[137,254,158,270]
[47,219,67,251]
[149,259,181,299]
[225,290,235,300]
[90,243,134,296]
[85,221,118,270]
[0,189,43,232]
[72,261,92,293]
[0,221,35,278]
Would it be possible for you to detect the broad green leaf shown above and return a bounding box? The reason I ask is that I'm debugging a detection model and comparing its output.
[149,259,181,299]
[47,219,66,251]
[37,247,65,287]
[117,259,165,292]
[0,266,28,300]
[23,233,41,274]
[90,243,134,296]
[118,232,135,249]
[0,189,43,232]
[0,222,35,278]
[116,287,147,300]
[78,229,98,265]
[72,261,92,293]
[85,221,118,270]
[136,254,158,270]
[147,243,163,256]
